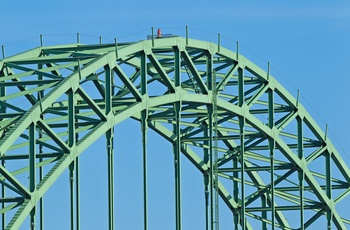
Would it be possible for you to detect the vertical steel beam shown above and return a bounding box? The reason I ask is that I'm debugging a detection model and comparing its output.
[68,89,75,230]
[0,70,5,229]
[206,50,217,230]
[213,80,219,230]
[269,139,275,229]
[238,68,244,107]
[0,69,5,111]
[206,52,214,230]
[268,86,275,230]
[174,46,181,88]
[233,61,245,230]
[140,51,147,96]
[208,51,219,230]
[151,27,155,47]
[105,65,112,113]
[38,63,45,230]
[74,64,80,230]
[207,52,213,90]
[106,129,114,230]
[173,46,182,230]
[114,38,118,59]
[29,122,36,230]
[30,208,36,230]
[39,137,44,230]
[297,117,305,229]
[261,195,267,230]
[208,105,214,230]
[326,150,332,229]
[68,91,75,144]
[140,51,148,230]
[0,72,5,109]
[141,111,148,230]
[174,101,182,230]
[1,45,5,58]
[105,64,115,230]
[75,127,80,230]
[217,33,221,53]
[238,67,245,229]
[324,125,333,229]
[185,26,189,46]
[268,82,276,229]
[204,127,210,230]
[1,160,5,229]
[267,62,276,229]
[75,147,80,230]
[29,123,36,188]
[233,157,239,230]
[40,34,43,47]
[239,116,245,229]
[69,163,75,230]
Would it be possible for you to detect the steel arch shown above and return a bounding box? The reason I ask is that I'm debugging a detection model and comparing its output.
[0,36,349,229]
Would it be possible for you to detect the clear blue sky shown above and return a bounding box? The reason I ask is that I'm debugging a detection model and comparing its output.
[1,1,350,229]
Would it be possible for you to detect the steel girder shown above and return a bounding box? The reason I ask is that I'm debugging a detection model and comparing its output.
[0,37,349,229]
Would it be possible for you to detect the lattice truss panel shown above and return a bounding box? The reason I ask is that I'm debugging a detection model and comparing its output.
[0,37,349,229]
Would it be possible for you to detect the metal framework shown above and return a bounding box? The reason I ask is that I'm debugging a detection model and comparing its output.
[0,34,349,229]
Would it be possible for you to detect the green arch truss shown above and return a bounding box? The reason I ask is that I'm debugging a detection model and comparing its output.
[0,36,349,229]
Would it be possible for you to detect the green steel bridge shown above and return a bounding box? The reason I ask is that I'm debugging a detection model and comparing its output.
[0,33,349,229]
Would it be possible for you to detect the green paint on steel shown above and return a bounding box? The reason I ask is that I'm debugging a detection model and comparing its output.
[0,36,349,230]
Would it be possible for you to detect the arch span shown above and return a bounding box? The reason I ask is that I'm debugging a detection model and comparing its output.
[0,37,349,229]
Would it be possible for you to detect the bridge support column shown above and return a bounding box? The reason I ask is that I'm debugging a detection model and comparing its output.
[105,63,114,230]
[326,148,332,230]
[38,63,45,230]
[297,117,305,230]
[140,50,149,230]
[238,66,246,229]
[39,131,44,230]
[204,127,209,230]
[141,110,148,230]
[29,123,36,230]
[239,116,245,229]
[173,45,182,230]
[1,160,5,230]
[174,101,182,230]
[262,195,267,230]
[269,138,275,230]
[68,89,76,230]
[75,157,80,230]
[208,105,214,230]
[106,129,114,230]
[233,157,239,230]
[30,209,36,230]
[0,71,5,230]
[69,163,74,230]
[268,87,275,230]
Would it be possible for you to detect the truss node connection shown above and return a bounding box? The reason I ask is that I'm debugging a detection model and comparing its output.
[0,34,349,230]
